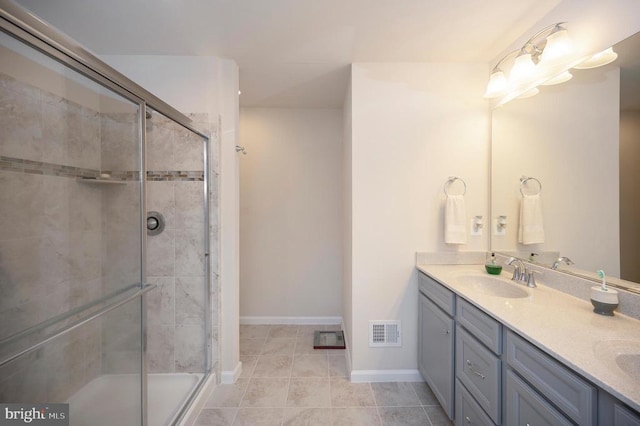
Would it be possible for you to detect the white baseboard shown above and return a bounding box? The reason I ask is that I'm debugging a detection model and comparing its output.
[350,369,424,383]
[240,316,342,325]
[221,361,242,384]
[178,372,216,426]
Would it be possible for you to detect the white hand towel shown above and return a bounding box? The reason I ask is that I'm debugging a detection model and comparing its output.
[518,193,545,245]
[445,194,467,244]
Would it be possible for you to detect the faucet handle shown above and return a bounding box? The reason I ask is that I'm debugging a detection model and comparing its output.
[525,269,539,288]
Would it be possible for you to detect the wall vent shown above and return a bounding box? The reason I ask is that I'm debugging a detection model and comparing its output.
[369,320,401,347]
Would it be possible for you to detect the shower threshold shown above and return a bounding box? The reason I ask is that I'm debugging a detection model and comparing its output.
[67,373,203,426]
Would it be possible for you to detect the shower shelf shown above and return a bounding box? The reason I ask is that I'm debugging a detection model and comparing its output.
[77,177,127,185]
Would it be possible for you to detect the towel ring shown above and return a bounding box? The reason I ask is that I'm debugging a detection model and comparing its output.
[444,176,466,196]
[520,176,542,196]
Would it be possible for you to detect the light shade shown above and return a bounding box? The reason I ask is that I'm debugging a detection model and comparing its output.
[574,47,618,69]
[484,70,508,98]
[539,26,572,65]
[541,70,573,85]
[510,53,537,83]
[517,88,539,99]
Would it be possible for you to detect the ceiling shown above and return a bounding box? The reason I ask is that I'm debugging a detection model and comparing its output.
[15,0,562,108]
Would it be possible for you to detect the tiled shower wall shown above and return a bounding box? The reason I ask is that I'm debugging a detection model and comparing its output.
[145,112,220,376]
[0,72,121,402]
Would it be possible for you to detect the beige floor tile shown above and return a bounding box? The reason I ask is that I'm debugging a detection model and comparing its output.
[297,325,326,338]
[378,406,430,425]
[330,377,375,407]
[204,379,249,408]
[239,324,271,339]
[371,382,421,407]
[253,354,293,378]
[283,407,331,426]
[328,356,348,377]
[331,408,381,426]
[411,382,440,405]
[425,405,454,425]
[295,336,327,355]
[233,408,284,426]
[240,378,289,408]
[261,338,296,356]
[239,356,258,379]
[292,354,329,378]
[239,338,265,356]
[287,378,331,407]
[194,408,237,426]
[267,325,299,339]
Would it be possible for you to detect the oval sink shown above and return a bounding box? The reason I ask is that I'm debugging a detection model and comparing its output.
[616,354,640,381]
[594,340,640,380]
[456,274,529,298]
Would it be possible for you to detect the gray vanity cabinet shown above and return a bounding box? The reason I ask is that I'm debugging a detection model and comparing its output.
[417,271,640,426]
[505,330,596,426]
[418,274,455,420]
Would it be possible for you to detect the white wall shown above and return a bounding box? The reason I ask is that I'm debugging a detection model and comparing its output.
[100,54,241,379]
[342,75,353,365]
[239,108,343,318]
[348,63,490,374]
[492,67,620,275]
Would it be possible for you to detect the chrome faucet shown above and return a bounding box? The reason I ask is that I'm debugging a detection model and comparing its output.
[506,257,526,281]
[506,257,538,288]
[552,256,574,270]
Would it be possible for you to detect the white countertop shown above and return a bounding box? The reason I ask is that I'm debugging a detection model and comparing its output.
[417,263,640,412]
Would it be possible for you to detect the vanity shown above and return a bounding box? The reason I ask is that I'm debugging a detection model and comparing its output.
[417,264,640,426]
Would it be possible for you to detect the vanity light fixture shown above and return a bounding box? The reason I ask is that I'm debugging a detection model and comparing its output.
[485,22,574,101]
[540,70,573,85]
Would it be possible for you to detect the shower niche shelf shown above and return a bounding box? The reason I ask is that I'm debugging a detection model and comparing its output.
[77,177,127,185]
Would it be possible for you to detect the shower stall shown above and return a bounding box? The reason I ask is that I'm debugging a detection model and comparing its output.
[0,2,218,425]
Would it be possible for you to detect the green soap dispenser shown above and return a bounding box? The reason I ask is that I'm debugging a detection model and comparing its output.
[485,252,502,275]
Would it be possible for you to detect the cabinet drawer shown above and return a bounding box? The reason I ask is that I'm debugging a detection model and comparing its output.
[456,379,495,426]
[505,369,573,426]
[614,403,640,426]
[419,272,455,316]
[505,330,596,426]
[456,298,502,354]
[456,325,501,424]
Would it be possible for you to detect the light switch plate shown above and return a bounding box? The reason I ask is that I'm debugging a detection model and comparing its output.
[470,219,482,236]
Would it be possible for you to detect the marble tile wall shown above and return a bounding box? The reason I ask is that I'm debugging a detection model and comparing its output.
[0,73,108,401]
[145,111,220,377]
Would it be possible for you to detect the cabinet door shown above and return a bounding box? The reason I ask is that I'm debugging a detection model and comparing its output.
[419,292,455,420]
[505,369,573,426]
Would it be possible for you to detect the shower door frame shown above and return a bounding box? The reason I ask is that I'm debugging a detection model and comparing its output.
[0,1,213,425]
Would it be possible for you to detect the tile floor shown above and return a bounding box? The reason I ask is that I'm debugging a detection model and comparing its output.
[194,324,453,426]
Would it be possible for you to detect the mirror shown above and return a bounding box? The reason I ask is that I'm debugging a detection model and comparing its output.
[491,31,640,288]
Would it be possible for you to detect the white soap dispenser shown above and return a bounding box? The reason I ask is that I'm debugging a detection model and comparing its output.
[590,270,619,316]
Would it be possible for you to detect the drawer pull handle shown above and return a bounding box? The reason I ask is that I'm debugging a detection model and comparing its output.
[466,359,486,379]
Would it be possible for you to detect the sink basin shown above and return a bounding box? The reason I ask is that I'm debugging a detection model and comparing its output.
[616,354,640,381]
[594,340,640,380]
[456,274,529,298]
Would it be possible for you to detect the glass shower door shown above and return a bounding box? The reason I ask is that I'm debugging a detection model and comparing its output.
[0,26,145,425]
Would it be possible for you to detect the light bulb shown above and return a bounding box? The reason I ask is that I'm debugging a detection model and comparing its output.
[510,53,537,84]
[540,26,572,65]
